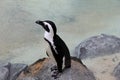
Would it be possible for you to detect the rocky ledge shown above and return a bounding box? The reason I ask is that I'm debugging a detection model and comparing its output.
[17,58,95,80]
[0,63,27,80]
[0,58,95,80]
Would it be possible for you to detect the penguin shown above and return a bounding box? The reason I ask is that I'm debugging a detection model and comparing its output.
[35,20,71,77]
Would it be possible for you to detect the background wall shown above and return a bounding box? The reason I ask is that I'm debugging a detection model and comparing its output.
[0,0,120,64]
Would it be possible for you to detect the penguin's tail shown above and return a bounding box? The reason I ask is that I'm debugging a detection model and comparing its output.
[64,52,71,68]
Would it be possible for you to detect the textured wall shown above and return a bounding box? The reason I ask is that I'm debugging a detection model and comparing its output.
[0,0,120,64]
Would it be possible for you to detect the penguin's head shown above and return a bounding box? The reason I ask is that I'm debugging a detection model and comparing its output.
[35,20,57,35]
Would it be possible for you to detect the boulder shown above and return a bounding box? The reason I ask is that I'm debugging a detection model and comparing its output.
[74,34,120,59]
[17,58,96,80]
[0,63,27,80]
[9,63,28,80]
[0,66,9,80]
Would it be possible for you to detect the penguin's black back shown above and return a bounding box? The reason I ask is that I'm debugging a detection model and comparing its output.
[54,34,70,55]
[54,34,71,68]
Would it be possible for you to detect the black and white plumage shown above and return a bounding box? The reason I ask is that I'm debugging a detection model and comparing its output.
[35,20,71,75]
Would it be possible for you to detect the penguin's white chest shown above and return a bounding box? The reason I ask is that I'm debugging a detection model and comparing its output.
[44,31,54,45]
[44,31,58,54]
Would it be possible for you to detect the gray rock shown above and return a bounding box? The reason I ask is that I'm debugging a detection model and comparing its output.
[18,77,36,80]
[36,59,96,80]
[74,34,120,59]
[9,63,28,80]
[0,63,27,80]
[0,63,11,80]
[17,59,96,80]
[0,67,9,80]
[112,62,120,80]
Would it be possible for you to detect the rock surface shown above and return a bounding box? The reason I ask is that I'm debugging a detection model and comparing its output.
[112,62,120,80]
[17,58,96,80]
[0,66,9,80]
[0,63,27,80]
[74,34,120,59]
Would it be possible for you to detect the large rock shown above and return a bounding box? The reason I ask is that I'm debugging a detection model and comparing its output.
[0,63,27,80]
[0,63,12,80]
[0,66,9,80]
[74,34,120,59]
[9,63,28,80]
[17,58,96,80]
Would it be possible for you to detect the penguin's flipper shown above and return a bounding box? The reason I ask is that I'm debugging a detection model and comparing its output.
[46,51,49,57]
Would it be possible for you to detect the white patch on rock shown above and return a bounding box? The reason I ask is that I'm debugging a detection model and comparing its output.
[83,53,120,80]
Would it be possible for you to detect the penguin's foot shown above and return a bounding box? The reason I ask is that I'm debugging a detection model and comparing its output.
[51,70,61,79]
[51,65,58,72]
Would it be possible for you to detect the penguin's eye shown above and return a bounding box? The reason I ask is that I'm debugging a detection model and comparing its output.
[44,25,50,32]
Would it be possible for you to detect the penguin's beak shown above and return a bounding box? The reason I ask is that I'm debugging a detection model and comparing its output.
[35,20,44,26]
[35,20,50,32]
